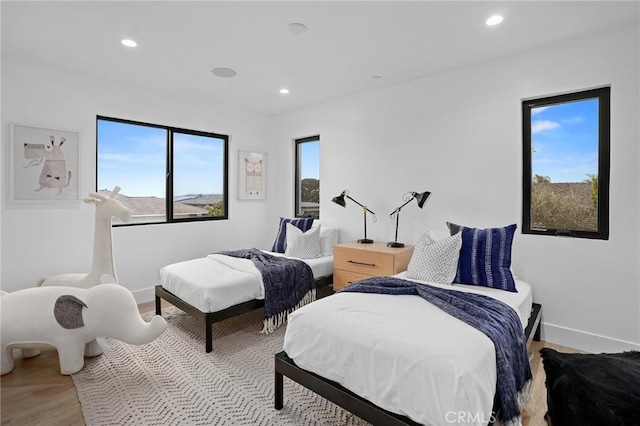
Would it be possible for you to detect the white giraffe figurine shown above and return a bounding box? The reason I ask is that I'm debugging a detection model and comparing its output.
[31,186,132,358]
[40,186,132,288]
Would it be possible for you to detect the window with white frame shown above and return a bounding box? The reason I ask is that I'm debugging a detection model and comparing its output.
[97,116,228,225]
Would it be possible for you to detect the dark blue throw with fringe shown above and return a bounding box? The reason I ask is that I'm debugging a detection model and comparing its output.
[218,248,315,333]
[340,276,532,426]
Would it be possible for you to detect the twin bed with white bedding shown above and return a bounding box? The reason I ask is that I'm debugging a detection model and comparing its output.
[279,275,537,426]
[275,224,542,426]
[158,251,334,313]
[155,223,338,352]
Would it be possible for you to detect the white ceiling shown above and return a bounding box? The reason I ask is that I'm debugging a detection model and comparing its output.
[3,1,639,116]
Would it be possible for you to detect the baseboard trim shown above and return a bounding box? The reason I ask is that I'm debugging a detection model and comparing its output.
[542,321,640,353]
[132,286,156,305]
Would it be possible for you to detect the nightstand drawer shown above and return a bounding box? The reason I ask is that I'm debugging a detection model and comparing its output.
[333,269,371,291]
[334,247,393,275]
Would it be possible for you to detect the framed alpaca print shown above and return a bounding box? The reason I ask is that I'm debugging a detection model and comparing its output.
[238,150,266,200]
[10,123,80,202]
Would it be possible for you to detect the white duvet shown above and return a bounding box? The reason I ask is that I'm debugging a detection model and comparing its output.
[283,276,532,426]
[159,252,334,313]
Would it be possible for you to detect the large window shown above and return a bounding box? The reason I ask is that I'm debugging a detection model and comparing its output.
[522,87,610,239]
[97,116,228,225]
[294,135,320,219]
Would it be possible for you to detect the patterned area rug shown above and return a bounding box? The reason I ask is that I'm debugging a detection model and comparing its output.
[72,307,369,425]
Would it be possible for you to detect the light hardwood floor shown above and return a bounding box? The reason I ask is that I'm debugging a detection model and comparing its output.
[1,300,583,426]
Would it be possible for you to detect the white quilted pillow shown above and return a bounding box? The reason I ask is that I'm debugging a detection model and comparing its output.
[285,223,321,259]
[406,230,462,284]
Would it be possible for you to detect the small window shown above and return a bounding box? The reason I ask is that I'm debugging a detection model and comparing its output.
[97,116,228,225]
[522,87,610,239]
[294,136,320,219]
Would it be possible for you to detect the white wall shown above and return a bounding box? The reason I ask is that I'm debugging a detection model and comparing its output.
[1,56,279,301]
[273,25,640,353]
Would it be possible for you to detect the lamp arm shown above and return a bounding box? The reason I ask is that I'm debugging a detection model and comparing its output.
[346,194,376,216]
[389,195,416,218]
[398,196,415,210]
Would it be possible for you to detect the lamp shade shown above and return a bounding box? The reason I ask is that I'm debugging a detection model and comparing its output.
[331,192,347,207]
[414,191,431,208]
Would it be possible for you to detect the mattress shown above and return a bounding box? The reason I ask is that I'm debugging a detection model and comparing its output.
[283,276,533,426]
[267,251,334,279]
[159,251,333,313]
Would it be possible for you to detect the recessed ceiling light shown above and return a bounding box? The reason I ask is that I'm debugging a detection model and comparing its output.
[486,15,504,26]
[279,88,290,94]
[288,23,307,34]
[211,67,237,78]
[121,39,137,47]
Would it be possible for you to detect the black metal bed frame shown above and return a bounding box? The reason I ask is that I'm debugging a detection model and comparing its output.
[155,275,333,353]
[274,303,543,426]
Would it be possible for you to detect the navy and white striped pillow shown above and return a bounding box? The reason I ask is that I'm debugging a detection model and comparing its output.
[271,217,314,253]
[447,222,517,292]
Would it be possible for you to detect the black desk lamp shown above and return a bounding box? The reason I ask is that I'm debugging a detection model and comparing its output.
[332,190,376,244]
[387,191,431,248]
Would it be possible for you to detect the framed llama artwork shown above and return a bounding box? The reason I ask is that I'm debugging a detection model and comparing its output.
[10,123,80,202]
[238,150,266,200]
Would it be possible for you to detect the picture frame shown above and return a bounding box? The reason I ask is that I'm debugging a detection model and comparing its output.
[238,150,266,200]
[9,122,80,202]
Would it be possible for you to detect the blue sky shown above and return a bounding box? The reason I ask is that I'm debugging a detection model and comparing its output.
[299,140,320,179]
[98,120,319,198]
[98,120,224,197]
[531,98,599,183]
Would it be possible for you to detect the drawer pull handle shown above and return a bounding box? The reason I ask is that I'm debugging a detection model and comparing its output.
[347,260,376,267]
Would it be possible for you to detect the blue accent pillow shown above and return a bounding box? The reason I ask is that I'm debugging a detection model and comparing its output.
[272,217,314,253]
[447,222,517,292]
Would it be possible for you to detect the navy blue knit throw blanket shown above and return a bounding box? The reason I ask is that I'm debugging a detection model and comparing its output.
[218,248,315,333]
[340,277,532,425]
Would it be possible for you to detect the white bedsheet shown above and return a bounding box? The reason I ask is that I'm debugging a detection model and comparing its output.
[159,252,333,313]
[283,277,533,426]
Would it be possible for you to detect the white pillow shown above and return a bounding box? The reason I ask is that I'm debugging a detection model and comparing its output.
[285,223,321,259]
[406,230,462,284]
[319,225,339,257]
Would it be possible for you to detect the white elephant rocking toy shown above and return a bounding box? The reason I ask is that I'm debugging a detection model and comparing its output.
[1,284,167,375]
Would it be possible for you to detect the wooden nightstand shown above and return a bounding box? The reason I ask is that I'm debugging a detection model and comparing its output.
[333,242,414,291]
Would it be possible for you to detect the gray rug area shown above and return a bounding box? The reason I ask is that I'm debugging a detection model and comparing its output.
[72,307,369,425]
